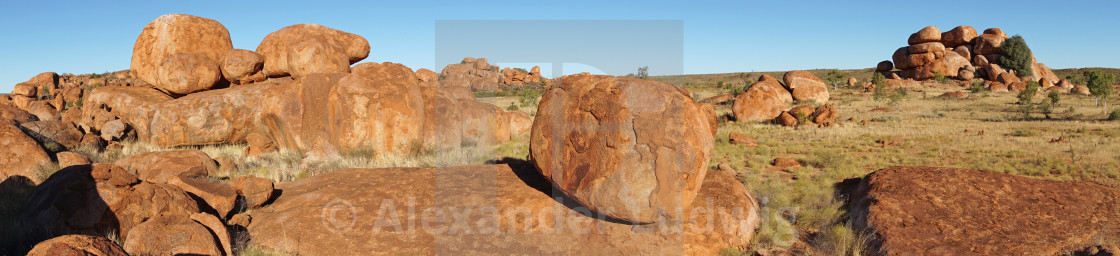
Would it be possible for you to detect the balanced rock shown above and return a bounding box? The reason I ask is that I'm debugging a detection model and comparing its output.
[940,26,978,48]
[530,74,714,223]
[26,235,128,256]
[984,28,1008,38]
[257,23,370,79]
[907,26,941,45]
[851,166,1120,255]
[783,71,830,104]
[876,60,894,72]
[131,14,232,93]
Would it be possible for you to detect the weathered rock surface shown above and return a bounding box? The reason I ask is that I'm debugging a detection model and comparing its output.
[0,104,38,124]
[851,166,1120,255]
[529,74,713,223]
[732,77,793,122]
[782,71,829,104]
[228,175,275,208]
[114,149,218,183]
[0,121,52,183]
[971,34,1005,55]
[248,165,760,255]
[20,164,200,241]
[256,24,370,79]
[907,26,941,45]
[131,14,233,92]
[26,235,128,256]
[167,175,237,218]
[156,52,223,95]
[57,151,92,168]
[940,26,977,48]
[220,49,266,84]
[122,215,223,256]
[728,132,757,147]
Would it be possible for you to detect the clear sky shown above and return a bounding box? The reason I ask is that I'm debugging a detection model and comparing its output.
[1,0,1117,92]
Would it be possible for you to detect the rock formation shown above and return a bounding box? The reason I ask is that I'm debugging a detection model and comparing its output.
[440,57,547,91]
[529,74,714,223]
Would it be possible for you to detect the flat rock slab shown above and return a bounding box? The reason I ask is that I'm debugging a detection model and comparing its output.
[851,166,1120,255]
[248,164,760,255]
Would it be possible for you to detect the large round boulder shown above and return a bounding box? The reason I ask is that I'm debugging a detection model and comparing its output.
[529,74,714,223]
[156,53,222,95]
[328,62,424,154]
[0,121,52,183]
[907,26,941,45]
[130,14,233,92]
[256,24,370,79]
[732,77,793,122]
[972,34,1006,55]
[783,70,830,104]
[941,26,978,48]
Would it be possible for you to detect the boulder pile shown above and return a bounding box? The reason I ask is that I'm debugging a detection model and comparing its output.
[879,26,1067,93]
[0,13,531,161]
[440,57,548,91]
[730,71,838,126]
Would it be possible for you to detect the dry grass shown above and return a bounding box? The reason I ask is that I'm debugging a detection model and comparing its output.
[704,78,1120,254]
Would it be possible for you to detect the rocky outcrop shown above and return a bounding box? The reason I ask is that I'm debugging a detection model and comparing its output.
[131,14,232,95]
[530,74,713,223]
[248,165,760,255]
[440,57,547,91]
[851,166,1120,255]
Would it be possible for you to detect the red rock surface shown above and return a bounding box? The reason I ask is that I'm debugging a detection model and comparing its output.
[256,23,370,79]
[130,14,232,92]
[850,166,1120,255]
[248,165,760,255]
[732,78,793,122]
[26,235,128,256]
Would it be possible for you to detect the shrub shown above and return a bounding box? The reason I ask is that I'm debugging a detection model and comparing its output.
[513,67,528,73]
[969,80,985,93]
[871,72,885,86]
[824,69,844,88]
[1039,98,1054,119]
[933,71,951,84]
[516,87,544,108]
[506,103,519,111]
[1018,81,1039,105]
[1110,110,1120,121]
[1047,91,1060,106]
[997,35,1034,77]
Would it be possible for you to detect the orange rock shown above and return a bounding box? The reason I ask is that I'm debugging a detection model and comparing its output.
[244,132,278,156]
[248,165,760,255]
[775,111,798,127]
[131,14,232,91]
[114,149,219,183]
[876,60,894,72]
[983,27,1008,38]
[729,132,758,147]
[907,26,941,45]
[530,74,714,223]
[220,49,265,85]
[941,26,978,48]
[156,52,222,95]
[972,34,1005,55]
[0,121,52,183]
[851,166,1120,255]
[228,176,275,208]
[732,79,793,122]
[783,71,830,104]
[257,23,370,79]
[908,42,945,54]
[26,235,128,256]
[122,215,223,256]
[811,104,838,127]
[772,157,802,169]
[168,175,238,218]
[57,151,92,169]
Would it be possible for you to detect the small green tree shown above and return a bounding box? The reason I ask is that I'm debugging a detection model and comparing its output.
[1085,70,1116,110]
[1018,81,1039,105]
[969,80,985,93]
[824,69,844,89]
[1047,91,1060,106]
[635,66,649,79]
[871,72,885,87]
[997,35,1034,77]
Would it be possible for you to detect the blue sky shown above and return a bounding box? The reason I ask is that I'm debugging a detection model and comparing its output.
[1,0,1117,92]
